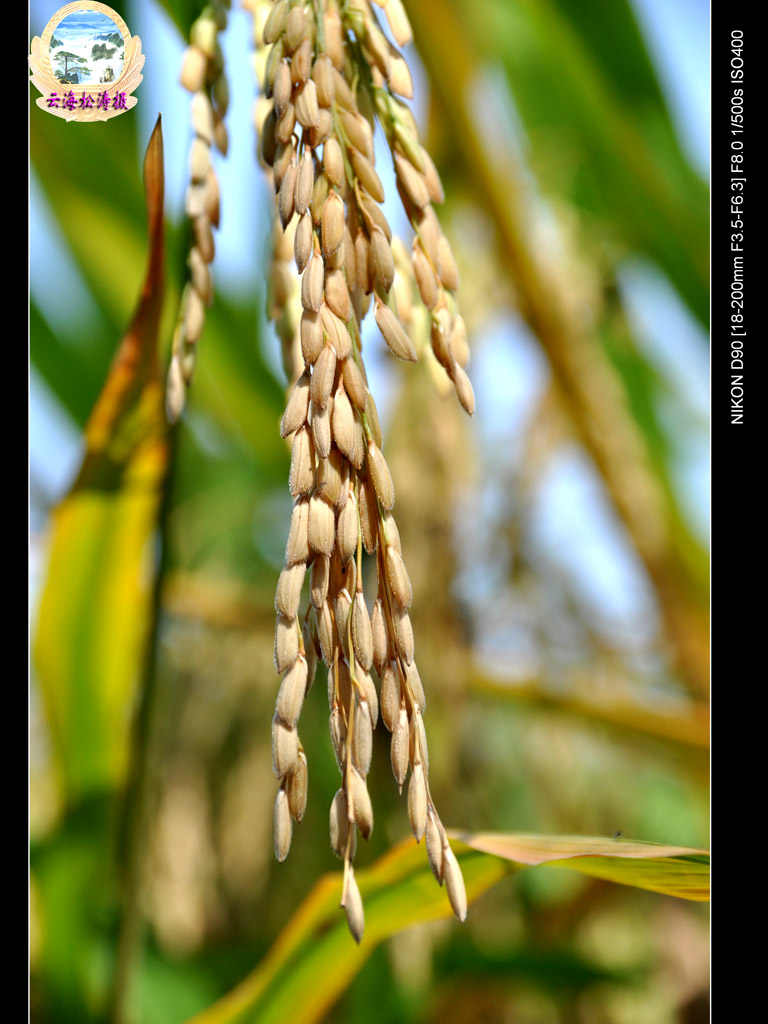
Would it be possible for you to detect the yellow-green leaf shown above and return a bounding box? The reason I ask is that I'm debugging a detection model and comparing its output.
[452,832,710,901]
[33,117,169,806]
[185,832,709,1024]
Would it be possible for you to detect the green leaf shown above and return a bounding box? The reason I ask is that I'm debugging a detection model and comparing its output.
[33,117,169,805]
[452,833,710,901]
[455,0,709,324]
[184,833,709,1024]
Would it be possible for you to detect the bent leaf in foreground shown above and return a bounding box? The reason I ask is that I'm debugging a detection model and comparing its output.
[33,116,168,806]
[451,832,710,901]
[185,832,709,1024]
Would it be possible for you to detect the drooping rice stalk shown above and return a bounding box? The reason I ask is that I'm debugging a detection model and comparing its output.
[166,1,232,422]
[246,0,473,942]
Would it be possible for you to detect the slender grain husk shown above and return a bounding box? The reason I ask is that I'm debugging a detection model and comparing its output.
[412,243,439,310]
[323,137,345,187]
[335,589,353,659]
[379,662,399,732]
[394,152,430,208]
[273,60,292,115]
[325,267,351,321]
[273,140,294,190]
[350,148,385,202]
[356,664,379,727]
[294,211,313,272]
[273,787,293,861]
[301,253,324,312]
[357,476,378,554]
[312,54,335,106]
[289,425,315,497]
[287,751,308,821]
[391,707,410,788]
[272,715,299,778]
[388,50,413,99]
[284,4,305,51]
[383,0,412,46]
[184,285,206,343]
[437,233,459,290]
[392,605,415,664]
[371,599,388,674]
[278,155,297,226]
[189,246,212,303]
[329,788,350,857]
[382,509,401,553]
[321,191,346,258]
[443,844,468,921]
[285,496,310,565]
[350,768,373,839]
[367,441,394,510]
[451,362,475,416]
[191,90,214,143]
[310,106,333,146]
[295,79,320,129]
[311,398,333,458]
[342,869,365,944]
[310,553,331,608]
[316,600,336,665]
[308,491,336,555]
[339,109,373,158]
[281,369,311,437]
[274,102,296,144]
[425,809,444,882]
[408,761,428,840]
[263,0,288,44]
[180,45,207,93]
[324,8,344,68]
[370,227,395,293]
[352,698,373,775]
[405,662,426,714]
[351,592,373,671]
[420,147,445,204]
[276,654,308,728]
[375,298,416,360]
[385,545,412,608]
[337,490,359,565]
[321,305,352,359]
[331,385,355,461]
[342,358,368,411]
[301,309,324,363]
[295,150,315,215]
[410,711,429,773]
[274,613,299,673]
[275,562,306,620]
[311,344,337,407]
[291,38,312,84]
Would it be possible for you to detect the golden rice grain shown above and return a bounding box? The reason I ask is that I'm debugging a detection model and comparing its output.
[273,787,292,862]
[253,0,473,939]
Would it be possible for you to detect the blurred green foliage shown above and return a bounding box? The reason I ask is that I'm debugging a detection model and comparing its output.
[30,2,709,1023]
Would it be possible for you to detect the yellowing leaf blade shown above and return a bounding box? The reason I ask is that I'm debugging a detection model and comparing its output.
[451,832,710,901]
[33,118,169,805]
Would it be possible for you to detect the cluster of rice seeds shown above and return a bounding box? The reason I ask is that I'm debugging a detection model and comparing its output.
[254,0,470,942]
[167,1,232,423]
[369,85,473,414]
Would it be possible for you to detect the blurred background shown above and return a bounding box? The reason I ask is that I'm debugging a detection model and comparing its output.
[30,1,710,1022]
